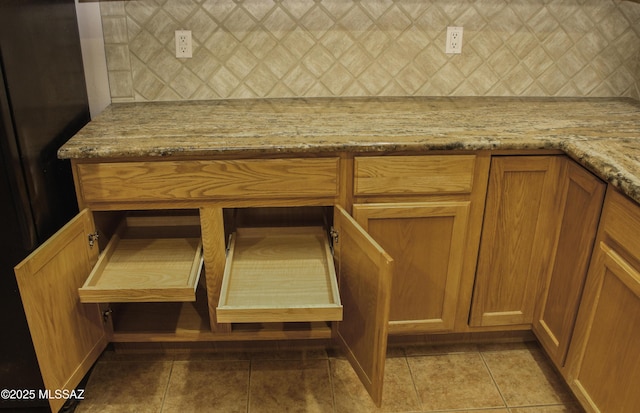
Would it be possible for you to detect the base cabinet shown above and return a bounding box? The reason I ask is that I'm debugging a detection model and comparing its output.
[565,189,640,412]
[13,153,397,411]
[533,160,605,368]
[352,153,489,334]
[13,150,640,413]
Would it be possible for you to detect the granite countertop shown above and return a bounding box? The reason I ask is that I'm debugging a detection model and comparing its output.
[58,97,640,204]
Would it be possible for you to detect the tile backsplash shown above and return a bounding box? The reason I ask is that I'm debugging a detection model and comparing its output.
[100,0,640,102]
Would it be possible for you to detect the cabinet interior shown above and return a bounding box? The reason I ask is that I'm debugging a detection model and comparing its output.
[103,206,339,341]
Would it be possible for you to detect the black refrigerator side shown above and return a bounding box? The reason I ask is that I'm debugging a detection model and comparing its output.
[0,0,91,410]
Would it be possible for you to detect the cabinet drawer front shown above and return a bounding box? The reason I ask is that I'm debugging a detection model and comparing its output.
[76,158,340,204]
[354,155,476,196]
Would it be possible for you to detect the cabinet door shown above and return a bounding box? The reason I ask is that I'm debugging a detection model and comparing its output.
[533,160,604,368]
[566,243,640,412]
[333,205,393,407]
[565,189,640,412]
[470,156,562,327]
[14,209,108,413]
[353,202,469,333]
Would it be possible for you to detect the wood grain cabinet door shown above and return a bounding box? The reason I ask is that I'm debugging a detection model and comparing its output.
[333,205,393,407]
[533,160,605,369]
[470,156,563,327]
[566,243,640,412]
[565,189,640,412]
[353,201,469,333]
[14,209,109,413]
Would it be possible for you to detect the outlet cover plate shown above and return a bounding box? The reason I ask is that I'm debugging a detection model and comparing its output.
[446,26,463,54]
[175,30,192,58]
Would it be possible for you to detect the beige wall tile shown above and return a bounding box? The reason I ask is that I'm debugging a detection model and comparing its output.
[101,0,640,102]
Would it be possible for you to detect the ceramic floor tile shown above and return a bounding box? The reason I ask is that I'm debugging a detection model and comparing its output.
[481,346,576,408]
[74,360,172,413]
[331,357,421,413]
[161,360,249,413]
[248,359,334,413]
[407,352,506,411]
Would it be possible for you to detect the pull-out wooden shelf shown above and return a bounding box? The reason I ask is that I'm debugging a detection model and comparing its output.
[78,214,203,303]
[217,226,343,323]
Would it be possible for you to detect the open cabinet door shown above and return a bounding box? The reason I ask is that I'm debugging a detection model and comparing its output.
[14,209,109,413]
[333,205,393,406]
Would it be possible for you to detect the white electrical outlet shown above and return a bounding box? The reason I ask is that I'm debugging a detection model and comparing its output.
[175,30,192,58]
[446,26,463,54]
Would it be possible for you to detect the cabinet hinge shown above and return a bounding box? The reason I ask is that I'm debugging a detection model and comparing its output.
[102,308,112,323]
[330,227,339,244]
[329,227,339,255]
[88,232,99,248]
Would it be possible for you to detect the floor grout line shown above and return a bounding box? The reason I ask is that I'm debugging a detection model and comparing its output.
[479,350,510,410]
[158,360,174,413]
[326,357,337,413]
[404,354,425,412]
[246,359,252,413]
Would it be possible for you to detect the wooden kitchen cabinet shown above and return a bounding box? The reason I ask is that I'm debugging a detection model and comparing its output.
[532,159,605,369]
[352,154,490,333]
[564,188,640,412]
[14,156,395,411]
[470,156,563,327]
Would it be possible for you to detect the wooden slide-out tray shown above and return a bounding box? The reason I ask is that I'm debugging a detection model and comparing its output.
[217,227,343,323]
[78,214,203,303]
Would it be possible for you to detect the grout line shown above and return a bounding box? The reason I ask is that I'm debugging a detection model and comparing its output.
[479,351,509,409]
[404,352,425,411]
[246,359,252,413]
[327,357,337,413]
[158,361,175,413]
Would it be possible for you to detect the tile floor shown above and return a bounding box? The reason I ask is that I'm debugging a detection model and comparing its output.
[73,341,583,413]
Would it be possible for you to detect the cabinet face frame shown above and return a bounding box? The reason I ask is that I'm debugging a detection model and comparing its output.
[14,209,109,413]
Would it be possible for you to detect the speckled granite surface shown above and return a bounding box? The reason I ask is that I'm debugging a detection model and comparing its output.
[58,97,640,204]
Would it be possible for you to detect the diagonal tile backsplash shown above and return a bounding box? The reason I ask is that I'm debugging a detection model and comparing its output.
[100,0,640,102]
